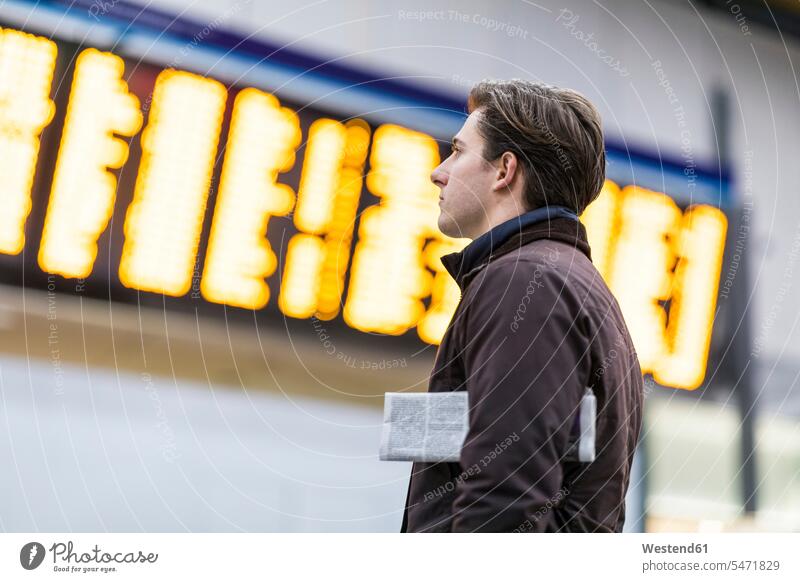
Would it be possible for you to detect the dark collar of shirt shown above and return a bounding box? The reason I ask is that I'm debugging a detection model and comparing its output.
[440,205,582,290]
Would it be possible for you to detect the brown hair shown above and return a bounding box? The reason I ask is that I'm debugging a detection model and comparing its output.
[467,79,605,215]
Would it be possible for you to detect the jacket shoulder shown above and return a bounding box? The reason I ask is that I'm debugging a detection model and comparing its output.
[471,239,589,293]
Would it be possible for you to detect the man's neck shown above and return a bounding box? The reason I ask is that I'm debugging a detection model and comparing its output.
[472,204,531,240]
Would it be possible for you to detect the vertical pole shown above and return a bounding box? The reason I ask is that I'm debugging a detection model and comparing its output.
[623,429,648,532]
[711,85,758,514]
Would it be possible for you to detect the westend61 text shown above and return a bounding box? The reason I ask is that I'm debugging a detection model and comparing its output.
[642,543,708,554]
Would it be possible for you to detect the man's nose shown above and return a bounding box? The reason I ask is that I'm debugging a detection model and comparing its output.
[430,164,447,188]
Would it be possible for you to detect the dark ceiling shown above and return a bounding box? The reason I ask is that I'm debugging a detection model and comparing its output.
[698,0,800,39]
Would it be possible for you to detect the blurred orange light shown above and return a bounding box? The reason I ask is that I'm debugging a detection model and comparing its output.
[280,118,370,320]
[344,125,449,337]
[39,48,142,278]
[580,179,622,280]
[657,205,727,389]
[0,28,57,255]
[202,88,301,309]
[583,184,727,390]
[119,70,226,296]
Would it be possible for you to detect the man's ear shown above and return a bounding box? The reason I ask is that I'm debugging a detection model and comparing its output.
[493,151,519,192]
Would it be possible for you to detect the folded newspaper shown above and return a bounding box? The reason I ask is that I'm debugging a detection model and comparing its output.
[379,391,469,462]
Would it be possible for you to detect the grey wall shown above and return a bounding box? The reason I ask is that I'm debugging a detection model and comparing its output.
[0,356,408,531]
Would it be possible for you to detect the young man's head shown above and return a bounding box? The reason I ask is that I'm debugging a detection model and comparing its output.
[432,79,606,239]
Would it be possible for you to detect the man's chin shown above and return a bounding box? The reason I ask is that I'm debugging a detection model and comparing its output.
[437,215,456,238]
[437,216,468,240]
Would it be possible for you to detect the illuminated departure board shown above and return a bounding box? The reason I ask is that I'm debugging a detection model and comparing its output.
[0,24,728,390]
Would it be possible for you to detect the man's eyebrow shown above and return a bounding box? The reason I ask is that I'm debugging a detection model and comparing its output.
[452,137,466,147]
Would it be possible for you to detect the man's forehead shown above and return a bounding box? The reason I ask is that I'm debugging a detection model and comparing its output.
[454,110,482,143]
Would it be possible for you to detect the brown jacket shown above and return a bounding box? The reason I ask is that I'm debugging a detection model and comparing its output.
[401,216,643,532]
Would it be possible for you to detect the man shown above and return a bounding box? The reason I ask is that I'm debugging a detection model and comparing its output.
[400,80,644,532]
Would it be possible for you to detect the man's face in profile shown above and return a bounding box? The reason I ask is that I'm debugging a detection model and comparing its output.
[430,110,497,240]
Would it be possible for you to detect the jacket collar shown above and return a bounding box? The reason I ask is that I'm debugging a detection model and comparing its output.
[440,208,592,292]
